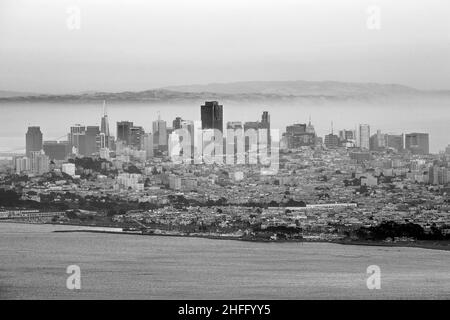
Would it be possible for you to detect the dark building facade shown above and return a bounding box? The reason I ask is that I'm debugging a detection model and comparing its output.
[83,126,100,156]
[283,123,315,149]
[405,133,429,155]
[261,111,270,124]
[324,133,339,148]
[173,117,183,130]
[117,121,133,145]
[43,141,69,160]
[26,126,43,157]
[153,119,168,151]
[201,101,223,133]
[386,134,404,152]
[260,111,271,148]
[130,126,145,150]
[68,124,86,153]
[338,130,355,145]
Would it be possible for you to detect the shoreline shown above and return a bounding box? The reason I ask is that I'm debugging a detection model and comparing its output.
[56,229,450,251]
[2,221,450,252]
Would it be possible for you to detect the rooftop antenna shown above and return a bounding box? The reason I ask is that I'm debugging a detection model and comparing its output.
[308,115,311,126]
[102,100,107,116]
[331,121,334,135]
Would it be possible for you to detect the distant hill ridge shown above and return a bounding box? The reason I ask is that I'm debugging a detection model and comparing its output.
[1,81,449,103]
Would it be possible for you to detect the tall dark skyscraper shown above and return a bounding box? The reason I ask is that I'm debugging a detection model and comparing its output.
[83,126,100,156]
[26,126,43,157]
[260,111,271,148]
[261,111,270,125]
[117,121,133,145]
[68,124,86,153]
[405,133,429,154]
[100,100,110,147]
[130,126,145,150]
[173,117,183,130]
[201,101,223,133]
[386,134,404,152]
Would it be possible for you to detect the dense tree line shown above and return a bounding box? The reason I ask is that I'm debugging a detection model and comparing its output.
[68,157,111,173]
[254,225,302,234]
[0,189,21,206]
[354,221,449,241]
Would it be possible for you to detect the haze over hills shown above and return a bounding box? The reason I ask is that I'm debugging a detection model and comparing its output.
[0,90,41,98]
[163,81,421,95]
[1,81,449,104]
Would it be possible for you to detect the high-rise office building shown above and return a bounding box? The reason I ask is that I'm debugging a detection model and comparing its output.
[226,122,243,159]
[338,129,356,147]
[117,121,133,145]
[323,121,338,148]
[305,117,315,135]
[369,130,387,151]
[180,120,195,157]
[100,100,110,147]
[15,156,31,174]
[70,125,100,157]
[29,150,49,175]
[68,124,86,154]
[201,101,223,133]
[405,133,429,154]
[26,126,43,157]
[359,124,370,150]
[324,133,339,148]
[286,123,307,135]
[82,126,100,156]
[173,117,183,130]
[386,134,404,152]
[339,130,355,142]
[143,133,154,160]
[130,126,145,150]
[99,133,107,149]
[153,118,167,150]
[260,111,271,148]
[243,121,261,153]
[261,111,270,124]
[283,123,315,149]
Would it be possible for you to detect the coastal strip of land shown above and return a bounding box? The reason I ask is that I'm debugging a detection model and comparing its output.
[52,226,450,252]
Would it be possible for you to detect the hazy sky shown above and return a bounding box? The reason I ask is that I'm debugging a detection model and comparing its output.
[1,0,449,93]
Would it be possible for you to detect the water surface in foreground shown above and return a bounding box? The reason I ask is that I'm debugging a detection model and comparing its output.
[0,223,449,299]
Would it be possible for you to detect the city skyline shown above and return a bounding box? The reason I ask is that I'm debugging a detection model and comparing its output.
[13,101,439,173]
[1,0,450,302]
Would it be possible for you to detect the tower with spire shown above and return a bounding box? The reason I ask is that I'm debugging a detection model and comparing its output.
[100,100,110,148]
[324,120,339,148]
[306,115,315,135]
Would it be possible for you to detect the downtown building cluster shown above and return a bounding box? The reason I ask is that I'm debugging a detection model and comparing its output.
[2,101,450,240]
[12,101,441,187]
